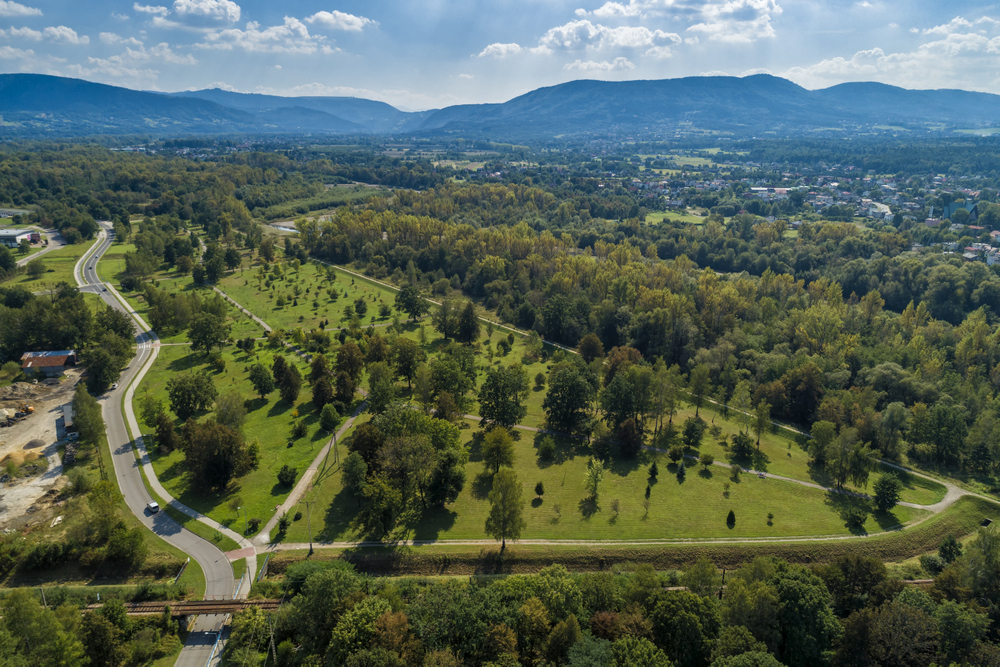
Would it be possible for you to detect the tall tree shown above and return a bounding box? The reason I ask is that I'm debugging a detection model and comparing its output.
[167,372,217,420]
[688,364,712,419]
[188,312,229,353]
[753,400,771,449]
[478,364,529,429]
[457,301,481,344]
[481,427,516,474]
[484,467,526,550]
[248,363,275,400]
[395,284,429,322]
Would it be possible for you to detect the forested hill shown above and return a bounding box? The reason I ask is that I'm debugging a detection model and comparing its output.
[4,72,1000,138]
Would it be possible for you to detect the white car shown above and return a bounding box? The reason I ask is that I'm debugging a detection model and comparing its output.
[146,501,160,513]
[111,382,118,390]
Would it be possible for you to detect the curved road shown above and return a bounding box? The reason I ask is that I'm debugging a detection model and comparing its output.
[75,224,235,667]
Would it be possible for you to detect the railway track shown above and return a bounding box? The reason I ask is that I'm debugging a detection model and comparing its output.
[85,598,282,616]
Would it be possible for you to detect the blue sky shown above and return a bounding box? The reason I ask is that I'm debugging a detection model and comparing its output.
[0,0,998,109]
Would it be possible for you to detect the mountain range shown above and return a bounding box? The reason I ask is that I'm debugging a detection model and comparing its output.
[0,72,998,139]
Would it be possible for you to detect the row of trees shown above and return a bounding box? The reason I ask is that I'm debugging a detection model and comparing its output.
[227,523,1000,666]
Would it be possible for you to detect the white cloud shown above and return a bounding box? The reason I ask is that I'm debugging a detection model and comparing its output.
[134,3,169,15]
[688,0,782,43]
[111,12,130,20]
[584,2,643,18]
[0,0,40,17]
[740,67,772,76]
[0,44,34,59]
[564,56,635,71]
[205,80,237,91]
[855,1,872,7]
[173,0,240,23]
[536,19,680,52]
[197,17,324,54]
[478,42,522,57]
[100,32,143,46]
[306,10,375,32]
[5,25,89,44]
[923,16,1000,36]
[68,60,159,88]
[645,45,673,58]
[700,70,731,76]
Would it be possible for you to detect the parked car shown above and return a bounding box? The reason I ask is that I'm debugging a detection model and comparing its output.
[146,501,159,513]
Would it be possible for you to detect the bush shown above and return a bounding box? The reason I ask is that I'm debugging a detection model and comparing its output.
[247,517,261,533]
[66,468,92,495]
[919,554,946,575]
[534,372,546,389]
[730,465,742,481]
[278,513,291,532]
[648,461,658,479]
[845,506,869,528]
[294,511,303,521]
[291,419,308,439]
[668,446,684,463]
[535,481,545,498]
[537,436,556,462]
[277,465,297,487]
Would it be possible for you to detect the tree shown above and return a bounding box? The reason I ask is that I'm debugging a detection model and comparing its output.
[391,336,424,388]
[214,391,247,433]
[683,557,722,597]
[320,403,341,433]
[585,457,605,498]
[248,363,274,400]
[278,364,302,404]
[478,364,529,429]
[81,612,127,667]
[395,284,428,321]
[167,372,217,420]
[649,589,721,667]
[457,301,480,344]
[688,364,711,418]
[618,418,644,458]
[610,636,671,667]
[0,589,86,667]
[872,472,902,511]
[354,297,368,318]
[809,420,836,465]
[543,363,596,434]
[578,333,605,363]
[25,258,45,279]
[481,427,515,474]
[180,418,256,490]
[335,341,365,402]
[154,411,179,453]
[753,400,771,449]
[731,380,753,434]
[432,298,457,341]
[312,374,334,410]
[188,312,230,353]
[535,481,544,498]
[83,347,122,394]
[342,451,368,507]
[828,428,876,489]
[772,568,841,666]
[277,464,297,486]
[485,468,526,550]
[96,305,135,340]
[939,534,963,563]
[700,452,715,470]
[367,361,396,415]
[309,353,331,385]
[682,416,706,450]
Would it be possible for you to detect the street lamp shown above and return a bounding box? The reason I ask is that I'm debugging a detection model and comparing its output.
[237,506,248,536]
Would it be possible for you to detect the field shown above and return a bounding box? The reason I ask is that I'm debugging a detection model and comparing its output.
[216,247,401,333]
[266,495,998,576]
[0,237,97,290]
[645,210,706,225]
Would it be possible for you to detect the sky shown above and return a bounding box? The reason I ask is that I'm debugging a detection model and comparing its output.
[0,0,999,110]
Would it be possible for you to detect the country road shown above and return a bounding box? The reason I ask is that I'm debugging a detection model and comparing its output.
[75,224,239,667]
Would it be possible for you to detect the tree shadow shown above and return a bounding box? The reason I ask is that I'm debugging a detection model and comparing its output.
[468,431,484,463]
[246,397,269,412]
[698,467,713,479]
[407,506,458,542]
[471,472,493,500]
[267,400,293,418]
[807,460,836,488]
[531,497,543,508]
[872,509,903,532]
[824,491,872,536]
[608,454,641,478]
[579,495,599,518]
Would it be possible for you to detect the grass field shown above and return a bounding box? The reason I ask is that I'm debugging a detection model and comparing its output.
[267,495,999,576]
[282,412,925,544]
[645,210,705,225]
[0,236,97,290]
[216,248,401,333]
[136,342,359,536]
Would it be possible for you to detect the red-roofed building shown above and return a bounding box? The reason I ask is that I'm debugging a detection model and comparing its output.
[21,350,77,377]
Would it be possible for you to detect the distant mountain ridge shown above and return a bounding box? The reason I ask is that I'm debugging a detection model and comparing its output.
[1,72,999,138]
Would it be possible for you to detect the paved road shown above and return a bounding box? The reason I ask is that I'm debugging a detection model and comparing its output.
[75,225,236,667]
[15,227,62,267]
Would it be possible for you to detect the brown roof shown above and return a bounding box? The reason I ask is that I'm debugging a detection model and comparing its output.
[21,351,75,368]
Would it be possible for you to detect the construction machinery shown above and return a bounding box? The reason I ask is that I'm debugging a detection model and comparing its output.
[18,403,33,414]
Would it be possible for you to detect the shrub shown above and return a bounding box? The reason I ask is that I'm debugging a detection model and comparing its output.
[730,465,742,481]
[845,505,869,528]
[537,436,556,462]
[610,498,621,516]
[534,372,546,389]
[535,481,545,498]
[277,465,297,486]
[919,554,946,575]
[247,517,261,533]
[668,446,683,463]
[939,534,963,563]
[648,461,658,479]
[291,419,308,439]
[726,510,736,525]
[294,511,303,521]
[767,512,774,524]
[278,513,290,532]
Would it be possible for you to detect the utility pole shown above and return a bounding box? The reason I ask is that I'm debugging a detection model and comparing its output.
[304,500,315,556]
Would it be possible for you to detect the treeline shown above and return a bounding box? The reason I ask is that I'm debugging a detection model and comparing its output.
[231,529,1000,666]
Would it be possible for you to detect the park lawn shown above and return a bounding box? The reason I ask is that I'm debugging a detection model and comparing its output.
[673,402,947,507]
[283,415,924,544]
[217,249,400,333]
[136,342,349,537]
[2,237,97,290]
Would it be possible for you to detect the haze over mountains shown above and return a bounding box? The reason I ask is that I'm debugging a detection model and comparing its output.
[0,72,999,139]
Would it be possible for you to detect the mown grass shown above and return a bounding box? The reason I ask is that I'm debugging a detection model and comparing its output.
[283,413,925,544]
[268,495,999,576]
[216,248,400,333]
